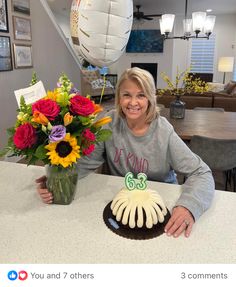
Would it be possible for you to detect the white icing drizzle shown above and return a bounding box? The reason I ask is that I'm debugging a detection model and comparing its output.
[111,188,167,229]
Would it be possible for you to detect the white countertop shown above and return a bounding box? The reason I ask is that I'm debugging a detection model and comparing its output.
[0,161,235,264]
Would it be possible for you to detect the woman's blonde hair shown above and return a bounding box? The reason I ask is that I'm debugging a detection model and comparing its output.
[115,67,159,123]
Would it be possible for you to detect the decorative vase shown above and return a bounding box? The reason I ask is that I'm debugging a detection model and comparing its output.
[46,164,78,205]
[170,94,186,119]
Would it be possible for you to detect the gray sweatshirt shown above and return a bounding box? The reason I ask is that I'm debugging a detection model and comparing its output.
[78,110,215,221]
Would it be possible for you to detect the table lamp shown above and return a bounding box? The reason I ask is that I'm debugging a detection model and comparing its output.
[218,57,234,84]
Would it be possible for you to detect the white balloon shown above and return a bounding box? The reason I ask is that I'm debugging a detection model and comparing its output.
[70,0,81,55]
[70,0,133,67]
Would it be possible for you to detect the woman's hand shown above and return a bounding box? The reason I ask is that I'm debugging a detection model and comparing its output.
[35,176,53,204]
[164,206,195,238]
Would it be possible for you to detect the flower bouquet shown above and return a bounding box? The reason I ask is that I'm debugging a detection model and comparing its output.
[0,73,112,204]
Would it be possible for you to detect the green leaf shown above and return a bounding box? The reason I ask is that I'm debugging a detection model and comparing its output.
[20,96,26,108]
[57,92,69,107]
[30,71,38,86]
[0,148,9,157]
[27,155,38,166]
[96,129,112,142]
[78,116,91,125]
[7,127,15,136]
[35,144,47,160]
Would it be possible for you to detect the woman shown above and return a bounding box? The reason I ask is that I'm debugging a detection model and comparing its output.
[37,67,215,238]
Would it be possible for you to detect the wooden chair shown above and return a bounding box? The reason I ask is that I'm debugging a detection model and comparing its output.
[190,135,236,192]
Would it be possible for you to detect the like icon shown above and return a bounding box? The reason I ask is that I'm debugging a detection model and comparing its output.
[8,270,18,281]
[18,270,28,281]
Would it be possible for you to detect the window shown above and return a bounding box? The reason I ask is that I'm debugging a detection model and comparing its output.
[190,35,216,74]
[233,65,236,81]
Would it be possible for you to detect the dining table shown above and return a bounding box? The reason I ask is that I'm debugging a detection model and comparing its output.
[160,108,236,140]
[0,161,236,264]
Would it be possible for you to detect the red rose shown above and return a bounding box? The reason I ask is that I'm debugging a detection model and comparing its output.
[13,123,37,150]
[82,144,95,156]
[32,99,60,121]
[70,95,95,116]
[82,128,96,141]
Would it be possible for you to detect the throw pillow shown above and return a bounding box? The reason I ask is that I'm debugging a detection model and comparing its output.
[91,79,113,89]
[224,80,236,94]
[207,82,225,92]
[230,86,236,97]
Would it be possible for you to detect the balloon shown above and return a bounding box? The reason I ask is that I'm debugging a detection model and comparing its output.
[70,0,81,56]
[70,0,133,67]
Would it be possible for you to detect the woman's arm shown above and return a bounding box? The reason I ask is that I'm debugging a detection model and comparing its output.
[77,141,106,179]
[167,130,215,221]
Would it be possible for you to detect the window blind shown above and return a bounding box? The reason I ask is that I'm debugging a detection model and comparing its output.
[190,35,216,73]
[233,66,236,81]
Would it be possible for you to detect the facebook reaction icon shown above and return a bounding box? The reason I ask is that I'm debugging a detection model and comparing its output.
[8,270,18,281]
[18,270,28,281]
[7,270,28,281]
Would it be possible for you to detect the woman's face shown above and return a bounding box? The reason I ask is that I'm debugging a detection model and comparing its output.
[119,79,149,123]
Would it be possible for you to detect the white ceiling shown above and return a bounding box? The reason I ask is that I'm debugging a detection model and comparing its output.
[47,0,236,17]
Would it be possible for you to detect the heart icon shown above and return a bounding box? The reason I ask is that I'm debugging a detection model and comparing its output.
[18,271,28,281]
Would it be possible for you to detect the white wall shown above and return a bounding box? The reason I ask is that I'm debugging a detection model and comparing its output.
[213,13,236,83]
[109,20,174,88]
[0,0,81,150]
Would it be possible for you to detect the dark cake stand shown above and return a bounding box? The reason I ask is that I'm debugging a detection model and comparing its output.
[103,201,171,240]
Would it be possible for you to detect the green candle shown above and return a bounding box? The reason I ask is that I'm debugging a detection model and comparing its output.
[125,172,136,190]
[136,173,147,190]
[124,172,147,190]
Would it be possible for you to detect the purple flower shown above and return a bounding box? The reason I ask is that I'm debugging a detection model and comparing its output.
[49,125,66,142]
[70,87,80,94]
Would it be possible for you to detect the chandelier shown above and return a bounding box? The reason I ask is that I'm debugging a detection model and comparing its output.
[159,0,216,40]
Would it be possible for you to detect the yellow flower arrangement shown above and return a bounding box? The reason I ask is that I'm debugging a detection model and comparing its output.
[159,67,209,97]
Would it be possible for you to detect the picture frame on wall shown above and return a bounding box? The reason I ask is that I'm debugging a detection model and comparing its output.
[13,43,33,68]
[0,36,13,71]
[13,16,32,41]
[126,30,164,53]
[0,0,9,32]
[12,0,30,15]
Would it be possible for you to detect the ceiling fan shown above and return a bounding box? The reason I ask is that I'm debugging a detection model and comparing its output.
[133,5,161,21]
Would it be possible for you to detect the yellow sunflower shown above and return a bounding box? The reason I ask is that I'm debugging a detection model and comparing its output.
[45,133,80,168]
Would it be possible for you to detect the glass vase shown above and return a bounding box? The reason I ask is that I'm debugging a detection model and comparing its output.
[170,95,186,119]
[46,165,78,205]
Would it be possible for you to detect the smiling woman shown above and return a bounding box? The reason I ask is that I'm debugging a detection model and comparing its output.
[36,67,215,238]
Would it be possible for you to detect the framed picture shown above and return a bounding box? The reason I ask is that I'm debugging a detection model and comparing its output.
[0,0,9,32]
[13,16,32,41]
[13,43,33,68]
[12,0,30,15]
[126,30,164,53]
[0,36,12,71]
